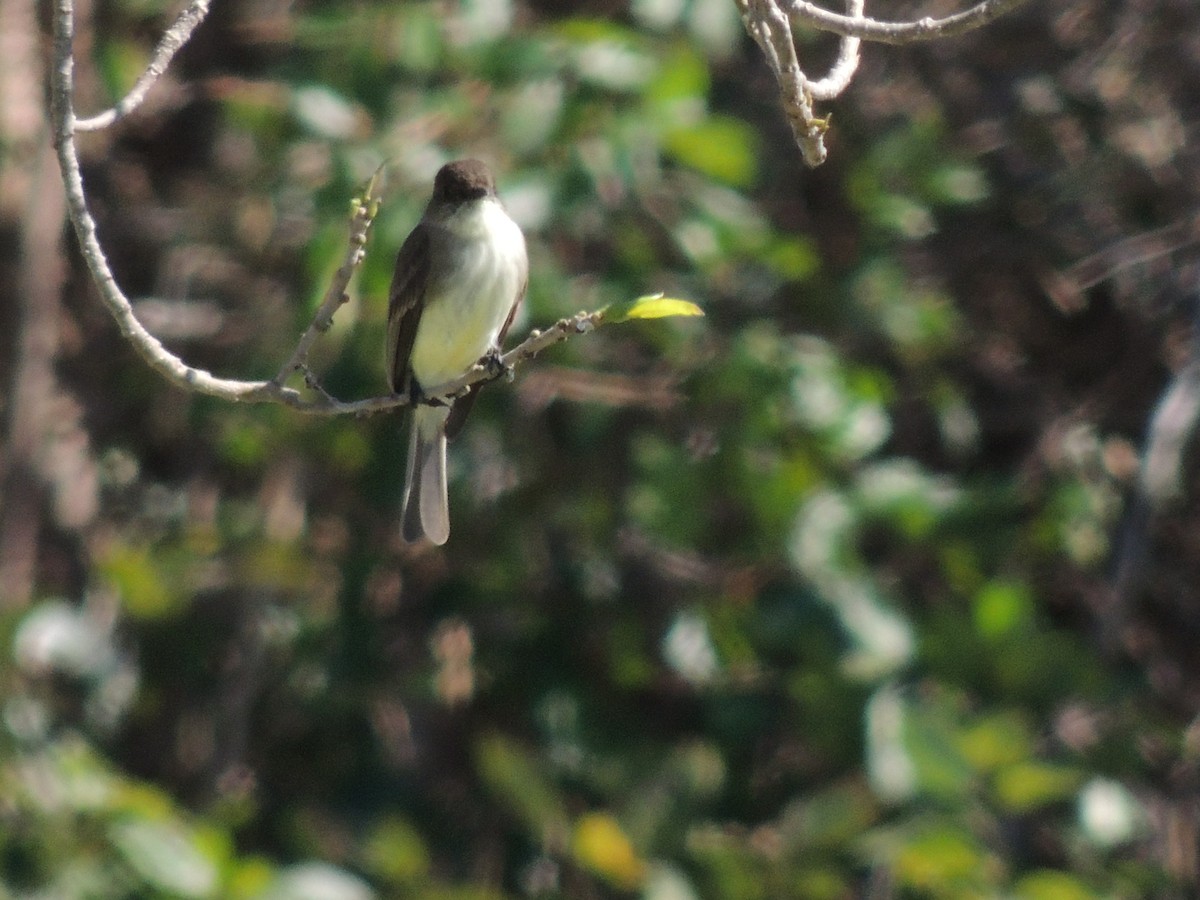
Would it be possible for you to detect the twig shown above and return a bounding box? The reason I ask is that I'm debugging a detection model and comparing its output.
[52,0,269,402]
[1059,215,1200,297]
[273,173,381,386]
[735,0,832,167]
[737,0,1033,165]
[805,0,863,101]
[265,310,604,418]
[411,311,607,413]
[73,0,210,132]
[783,0,1034,45]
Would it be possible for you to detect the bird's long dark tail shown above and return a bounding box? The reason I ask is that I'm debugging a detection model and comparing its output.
[402,405,450,545]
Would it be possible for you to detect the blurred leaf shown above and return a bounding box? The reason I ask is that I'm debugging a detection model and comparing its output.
[474,734,570,848]
[218,416,273,470]
[108,818,219,898]
[643,862,701,900]
[13,600,115,679]
[852,260,962,359]
[893,826,993,894]
[362,816,430,884]
[98,544,178,619]
[20,738,115,813]
[903,698,975,802]
[607,619,658,688]
[686,826,767,900]
[1012,870,1101,900]
[384,5,445,73]
[552,19,656,91]
[924,163,989,205]
[762,236,820,281]
[645,44,710,114]
[664,117,759,186]
[260,862,374,900]
[111,781,175,820]
[632,0,686,29]
[854,458,959,539]
[993,761,1083,812]
[229,857,276,899]
[958,711,1033,772]
[502,79,565,151]
[572,812,647,890]
[973,580,1036,640]
[292,85,363,139]
[328,427,372,473]
[791,868,852,900]
[788,338,892,461]
[96,38,150,101]
[778,781,879,852]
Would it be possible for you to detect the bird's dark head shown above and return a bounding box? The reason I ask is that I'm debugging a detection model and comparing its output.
[430,159,496,205]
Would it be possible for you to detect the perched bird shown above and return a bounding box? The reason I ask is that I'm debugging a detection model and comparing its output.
[386,159,528,545]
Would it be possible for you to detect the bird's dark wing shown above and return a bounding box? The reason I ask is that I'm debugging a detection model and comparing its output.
[497,266,528,348]
[444,267,528,440]
[386,222,432,395]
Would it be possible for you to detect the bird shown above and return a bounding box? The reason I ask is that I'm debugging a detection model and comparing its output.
[386,159,528,545]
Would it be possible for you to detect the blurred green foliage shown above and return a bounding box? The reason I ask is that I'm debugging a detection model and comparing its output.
[3,0,1196,897]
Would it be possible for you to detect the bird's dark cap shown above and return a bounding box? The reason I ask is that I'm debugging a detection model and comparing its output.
[431,159,496,205]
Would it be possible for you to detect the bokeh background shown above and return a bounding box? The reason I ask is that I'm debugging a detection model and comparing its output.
[3,0,1200,896]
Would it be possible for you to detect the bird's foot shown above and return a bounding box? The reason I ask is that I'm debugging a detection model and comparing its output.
[482,348,512,382]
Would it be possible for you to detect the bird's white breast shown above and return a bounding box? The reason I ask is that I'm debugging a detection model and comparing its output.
[410,198,526,387]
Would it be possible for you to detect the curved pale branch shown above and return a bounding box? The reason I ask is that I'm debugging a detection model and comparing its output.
[738,0,1033,165]
[73,0,211,132]
[52,0,274,402]
[273,172,382,386]
[806,0,863,101]
[784,0,1033,45]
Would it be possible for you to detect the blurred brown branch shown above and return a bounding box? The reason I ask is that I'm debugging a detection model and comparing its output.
[517,367,684,413]
[0,0,68,608]
[1043,215,1200,313]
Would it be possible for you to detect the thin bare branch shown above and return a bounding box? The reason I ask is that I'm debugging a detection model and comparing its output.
[806,0,863,101]
[52,0,277,402]
[738,0,1032,164]
[273,173,382,387]
[783,0,1033,45]
[1063,215,1200,295]
[73,0,210,132]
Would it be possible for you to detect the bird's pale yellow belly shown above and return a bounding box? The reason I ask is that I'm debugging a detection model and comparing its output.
[410,201,525,388]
